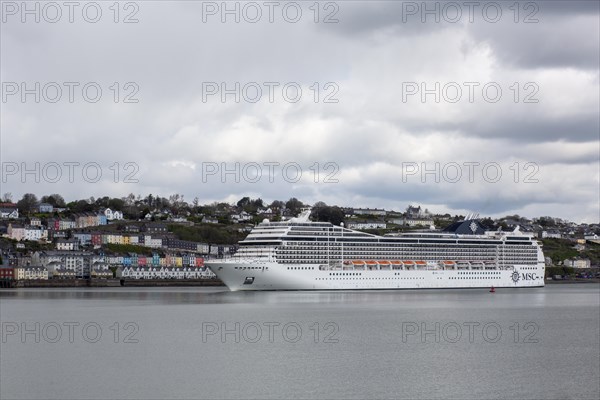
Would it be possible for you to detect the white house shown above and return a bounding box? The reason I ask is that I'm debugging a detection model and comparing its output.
[541,231,562,239]
[32,251,98,278]
[0,206,19,219]
[91,261,112,278]
[39,203,54,213]
[346,221,387,230]
[23,226,48,241]
[6,224,47,241]
[56,238,80,251]
[6,224,25,241]
[353,208,387,216]
[143,236,163,248]
[29,217,42,226]
[104,208,124,221]
[59,220,76,230]
[231,211,252,223]
[564,259,591,269]
[391,218,434,227]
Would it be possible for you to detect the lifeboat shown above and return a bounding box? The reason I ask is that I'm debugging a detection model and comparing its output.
[377,260,391,270]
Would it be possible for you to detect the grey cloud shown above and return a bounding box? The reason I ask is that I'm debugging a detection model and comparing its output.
[1,0,598,222]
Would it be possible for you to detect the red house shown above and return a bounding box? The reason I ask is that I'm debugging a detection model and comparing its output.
[0,267,14,280]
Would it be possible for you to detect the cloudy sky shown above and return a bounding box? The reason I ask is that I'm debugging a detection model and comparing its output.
[1,0,598,222]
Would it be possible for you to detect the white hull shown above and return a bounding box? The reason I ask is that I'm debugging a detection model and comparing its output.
[207,261,545,291]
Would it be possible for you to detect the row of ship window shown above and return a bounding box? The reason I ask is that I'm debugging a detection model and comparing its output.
[278,251,535,256]
[315,277,426,281]
[313,276,503,281]
[280,243,536,248]
[279,252,508,256]
[277,258,537,264]
[458,271,501,274]
[287,244,535,250]
[450,277,500,280]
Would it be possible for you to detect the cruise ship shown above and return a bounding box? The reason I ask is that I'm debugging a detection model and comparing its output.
[206,211,545,291]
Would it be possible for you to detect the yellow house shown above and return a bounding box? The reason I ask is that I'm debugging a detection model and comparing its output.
[14,266,49,280]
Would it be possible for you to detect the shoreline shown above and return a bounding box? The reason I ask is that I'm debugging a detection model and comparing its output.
[0,278,226,288]
[545,278,600,284]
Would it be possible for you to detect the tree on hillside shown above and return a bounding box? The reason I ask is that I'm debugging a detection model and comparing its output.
[479,217,496,230]
[269,200,284,210]
[252,198,264,209]
[108,198,125,211]
[313,201,327,210]
[68,199,94,213]
[2,193,13,203]
[312,205,345,226]
[16,193,39,214]
[237,197,251,208]
[41,194,66,207]
[124,193,136,206]
[285,197,303,216]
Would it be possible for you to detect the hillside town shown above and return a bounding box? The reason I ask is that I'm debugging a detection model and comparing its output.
[1,192,599,285]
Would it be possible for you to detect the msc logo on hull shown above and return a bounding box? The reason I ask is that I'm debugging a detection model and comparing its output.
[512,271,538,283]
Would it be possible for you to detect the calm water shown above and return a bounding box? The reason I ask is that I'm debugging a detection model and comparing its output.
[1,285,599,400]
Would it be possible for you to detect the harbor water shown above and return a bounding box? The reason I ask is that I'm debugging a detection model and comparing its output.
[1,284,598,399]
